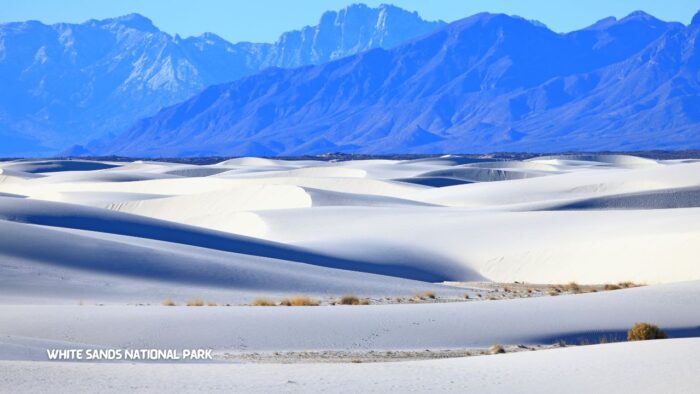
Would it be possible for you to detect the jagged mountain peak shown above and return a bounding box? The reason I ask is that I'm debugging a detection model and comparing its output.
[99,13,159,32]
[692,10,700,26]
[622,10,656,21]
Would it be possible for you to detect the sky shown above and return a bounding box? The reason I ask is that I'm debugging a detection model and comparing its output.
[1,0,698,43]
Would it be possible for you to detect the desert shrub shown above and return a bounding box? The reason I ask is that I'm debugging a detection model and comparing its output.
[161,299,177,306]
[565,282,581,293]
[489,344,505,354]
[627,323,668,341]
[340,295,360,305]
[281,296,319,306]
[358,299,370,305]
[186,299,205,307]
[251,298,275,306]
[604,284,621,291]
[207,302,218,306]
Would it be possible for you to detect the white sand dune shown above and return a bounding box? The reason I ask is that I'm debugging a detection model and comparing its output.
[0,160,121,173]
[4,339,696,393]
[462,160,560,171]
[528,154,659,168]
[0,197,457,282]
[0,168,46,180]
[411,160,700,208]
[1,281,698,359]
[0,219,453,307]
[0,155,698,392]
[257,206,700,284]
[415,167,550,183]
[2,156,699,285]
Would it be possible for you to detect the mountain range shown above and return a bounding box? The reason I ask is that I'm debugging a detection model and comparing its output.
[0,4,444,156]
[1,5,699,157]
[106,9,700,156]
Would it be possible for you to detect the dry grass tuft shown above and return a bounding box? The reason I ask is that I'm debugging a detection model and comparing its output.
[250,298,276,306]
[618,281,643,289]
[565,282,581,293]
[281,296,320,306]
[186,299,205,307]
[161,299,177,306]
[489,344,505,354]
[414,291,436,300]
[604,284,622,291]
[340,295,361,305]
[207,302,218,306]
[627,323,668,341]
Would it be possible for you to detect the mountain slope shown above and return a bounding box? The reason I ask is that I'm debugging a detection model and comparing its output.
[0,4,444,156]
[107,11,697,156]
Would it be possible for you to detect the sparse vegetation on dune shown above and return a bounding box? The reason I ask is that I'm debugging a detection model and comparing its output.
[412,291,436,301]
[281,296,320,307]
[604,282,644,291]
[250,298,276,306]
[339,295,370,305]
[186,299,205,307]
[161,299,177,306]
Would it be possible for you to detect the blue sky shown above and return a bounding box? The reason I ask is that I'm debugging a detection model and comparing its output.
[1,0,698,43]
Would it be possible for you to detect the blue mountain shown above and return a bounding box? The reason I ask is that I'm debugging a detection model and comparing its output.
[0,4,444,156]
[106,10,699,156]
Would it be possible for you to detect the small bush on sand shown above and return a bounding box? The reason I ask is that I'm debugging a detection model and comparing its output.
[186,299,205,307]
[338,295,370,305]
[281,296,319,306]
[489,344,505,354]
[251,298,275,306]
[340,295,360,305]
[565,282,581,293]
[627,323,668,341]
[161,299,177,306]
[207,302,218,306]
[604,284,621,291]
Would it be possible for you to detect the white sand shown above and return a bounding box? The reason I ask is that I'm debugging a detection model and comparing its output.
[0,154,698,390]
[2,339,699,393]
